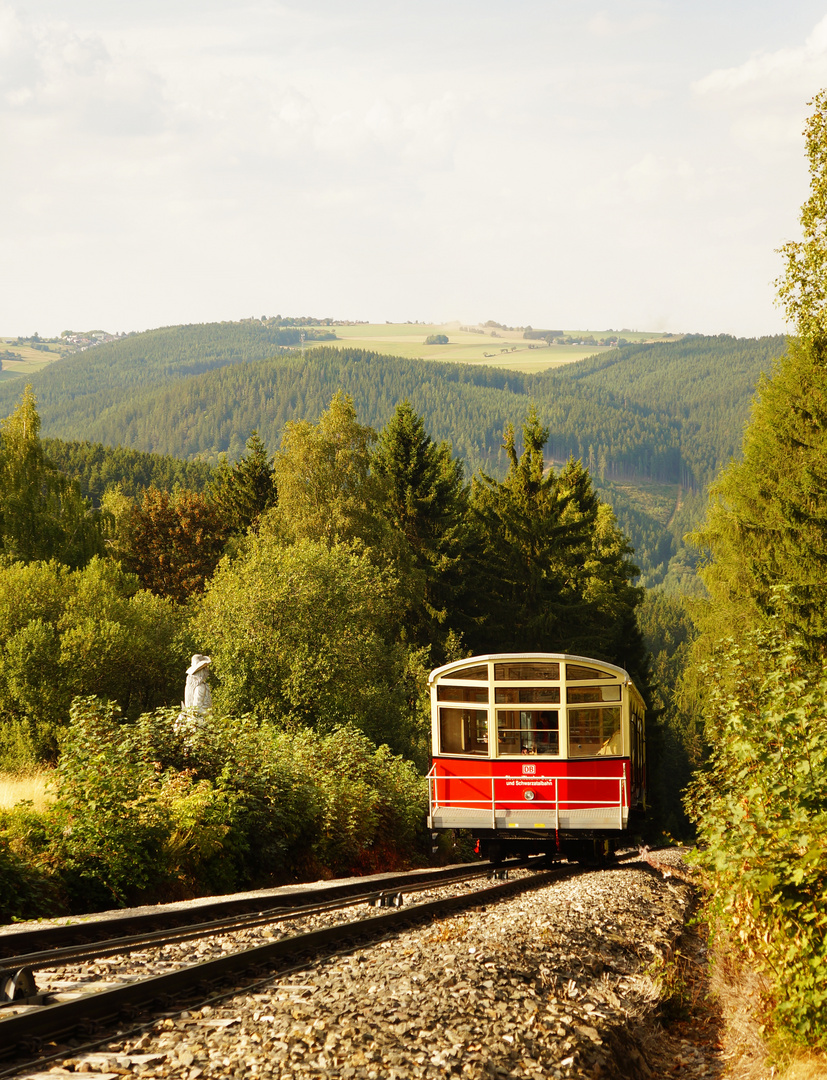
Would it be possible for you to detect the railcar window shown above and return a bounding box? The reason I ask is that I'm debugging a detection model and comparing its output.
[497,710,559,755]
[495,686,561,704]
[568,706,621,756]
[439,708,489,754]
[566,664,614,681]
[494,662,559,681]
[567,684,621,703]
[437,685,489,703]
[448,665,488,681]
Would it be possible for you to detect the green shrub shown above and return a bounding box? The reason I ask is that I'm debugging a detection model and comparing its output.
[688,633,827,1044]
[2,697,429,916]
[286,725,427,874]
[49,697,171,909]
[0,806,63,921]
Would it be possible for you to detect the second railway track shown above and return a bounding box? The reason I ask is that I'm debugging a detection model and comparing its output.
[1,857,603,1067]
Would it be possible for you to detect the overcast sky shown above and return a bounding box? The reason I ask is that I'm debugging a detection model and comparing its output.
[3,1,827,338]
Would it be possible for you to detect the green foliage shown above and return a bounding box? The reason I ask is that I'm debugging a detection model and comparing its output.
[284,725,427,873]
[687,634,827,1043]
[0,808,62,921]
[0,558,190,762]
[48,697,171,908]
[372,401,468,658]
[637,591,699,838]
[268,392,380,548]
[777,89,827,340]
[425,334,449,345]
[42,438,213,507]
[1,698,428,914]
[0,386,103,567]
[194,535,427,760]
[467,409,646,682]
[685,91,827,1048]
[691,335,827,659]
[209,431,276,536]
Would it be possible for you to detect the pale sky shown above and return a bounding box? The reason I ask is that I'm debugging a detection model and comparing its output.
[4,1,827,338]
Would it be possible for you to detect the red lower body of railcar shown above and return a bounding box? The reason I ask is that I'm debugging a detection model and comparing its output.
[428,756,636,862]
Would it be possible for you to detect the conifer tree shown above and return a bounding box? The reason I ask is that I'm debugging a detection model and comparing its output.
[694,89,827,660]
[0,386,102,567]
[466,409,645,673]
[372,401,467,655]
[210,430,277,535]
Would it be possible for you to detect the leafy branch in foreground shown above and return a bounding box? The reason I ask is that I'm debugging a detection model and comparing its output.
[687,630,827,1042]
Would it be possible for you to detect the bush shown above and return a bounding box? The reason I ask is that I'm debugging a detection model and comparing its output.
[0,807,62,921]
[2,697,429,915]
[687,632,827,1044]
[0,558,193,767]
[425,334,448,345]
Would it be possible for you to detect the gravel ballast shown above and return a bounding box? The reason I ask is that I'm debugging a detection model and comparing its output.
[11,852,710,1080]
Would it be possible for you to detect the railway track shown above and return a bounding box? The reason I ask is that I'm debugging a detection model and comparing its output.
[0,860,538,1065]
[0,861,508,960]
[0,853,641,1073]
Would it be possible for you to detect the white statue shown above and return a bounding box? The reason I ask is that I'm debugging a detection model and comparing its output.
[176,653,212,735]
[184,654,212,713]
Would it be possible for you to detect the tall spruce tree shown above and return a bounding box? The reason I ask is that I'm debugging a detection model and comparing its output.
[210,430,277,536]
[693,89,827,661]
[467,408,643,667]
[372,401,467,656]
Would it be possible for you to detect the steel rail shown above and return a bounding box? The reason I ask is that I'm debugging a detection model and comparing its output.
[0,863,579,1060]
[0,861,531,973]
[0,859,521,961]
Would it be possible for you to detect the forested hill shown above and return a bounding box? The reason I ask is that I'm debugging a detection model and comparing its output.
[551,334,786,488]
[0,321,329,451]
[0,326,782,487]
[2,324,783,587]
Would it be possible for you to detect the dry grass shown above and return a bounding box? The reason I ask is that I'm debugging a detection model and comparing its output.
[776,1060,827,1079]
[0,770,55,812]
[709,936,827,1080]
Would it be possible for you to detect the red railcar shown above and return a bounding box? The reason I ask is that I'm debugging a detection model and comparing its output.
[427,653,646,862]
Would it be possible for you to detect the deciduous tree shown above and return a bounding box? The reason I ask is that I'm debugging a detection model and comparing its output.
[121,488,228,602]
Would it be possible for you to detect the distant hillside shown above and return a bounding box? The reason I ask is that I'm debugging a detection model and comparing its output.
[552,333,785,486]
[1,324,783,588]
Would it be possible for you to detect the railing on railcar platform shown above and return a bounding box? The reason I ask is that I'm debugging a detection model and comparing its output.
[427,764,629,831]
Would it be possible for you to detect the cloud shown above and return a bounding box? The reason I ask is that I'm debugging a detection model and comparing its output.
[0,5,43,102]
[693,13,827,100]
[587,4,663,38]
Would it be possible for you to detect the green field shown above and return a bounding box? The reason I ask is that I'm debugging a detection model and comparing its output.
[325,323,677,372]
[0,340,69,381]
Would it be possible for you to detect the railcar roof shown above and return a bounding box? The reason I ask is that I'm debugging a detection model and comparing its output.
[428,653,632,686]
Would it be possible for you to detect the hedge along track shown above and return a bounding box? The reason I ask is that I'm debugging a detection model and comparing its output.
[0,859,590,1065]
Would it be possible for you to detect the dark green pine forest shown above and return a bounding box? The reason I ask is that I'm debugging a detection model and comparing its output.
[0,329,782,589]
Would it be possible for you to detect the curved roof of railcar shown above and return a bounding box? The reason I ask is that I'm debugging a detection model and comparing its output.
[428,653,633,687]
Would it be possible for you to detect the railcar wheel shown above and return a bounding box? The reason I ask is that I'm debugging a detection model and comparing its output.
[480,839,504,865]
[566,839,612,865]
